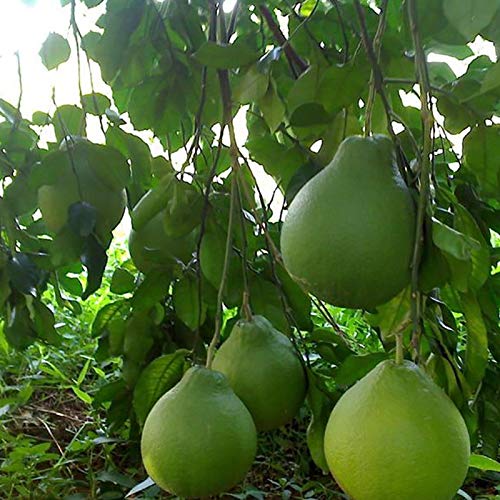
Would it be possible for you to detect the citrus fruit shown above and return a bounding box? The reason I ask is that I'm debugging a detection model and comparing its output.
[38,161,125,239]
[128,210,196,273]
[213,315,306,431]
[38,140,127,239]
[324,359,470,500]
[280,134,415,309]
[141,365,257,498]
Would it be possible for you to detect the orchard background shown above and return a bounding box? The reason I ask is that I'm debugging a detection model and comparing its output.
[0,0,499,498]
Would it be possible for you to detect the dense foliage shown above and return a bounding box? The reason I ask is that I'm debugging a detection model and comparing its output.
[0,0,499,496]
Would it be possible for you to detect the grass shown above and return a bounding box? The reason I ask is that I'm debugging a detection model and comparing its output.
[1,242,499,499]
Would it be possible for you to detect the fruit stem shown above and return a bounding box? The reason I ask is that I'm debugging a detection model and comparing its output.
[407,0,434,358]
[364,0,389,137]
[206,176,237,370]
[395,332,404,365]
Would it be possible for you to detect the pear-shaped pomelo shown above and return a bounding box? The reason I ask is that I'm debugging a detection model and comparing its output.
[281,135,415,309]
[213,315,306,431]
[141,366,257,498]
[324,360,470,500]
[128,210,196,273]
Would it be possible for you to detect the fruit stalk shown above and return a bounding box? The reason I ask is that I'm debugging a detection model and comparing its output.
[364,0,389,136]
[407,0,434,355]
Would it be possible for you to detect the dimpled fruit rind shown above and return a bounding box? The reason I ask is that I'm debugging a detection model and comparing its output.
[140,366,257,498]
[280,134,416,309]
[324,360,471,500]
[213,315,306,431]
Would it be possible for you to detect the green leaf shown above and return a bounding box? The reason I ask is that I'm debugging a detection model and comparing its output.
[81,93,111,115]
[454,205,490,291]
[110,268,136,295]
[133,350,188,426]
[39,33,71,70]
[32,300,59,345]
[443,0,500,40]
[432,217,480,261]
[334,353,389,388]
[318,58,370,114]
[469,454,500,472]
[233,64,269,104]
[258,82,285,133]
[131,269,172,312]
[290,103,332,127]
[7,253,40,296]
[173,273,206,331]
[306,370,335,472]
[72,141,130,192]
[463,125,500,199]
[461,291,489,391]
[92,300,130,337]
[83,0,104,7]
[68,202,97,237]
[366,288,412,341]
[193,41,259,69]
[81,235,108,300]
[53,105,85,143]
[31,111,51,126]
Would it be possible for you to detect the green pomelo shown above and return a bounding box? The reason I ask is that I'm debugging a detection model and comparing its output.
[38,162,126,239]
[213,315,306,431]
[280,135,416,309]
[141,366,257,498]
[128,211,196,273]
[324,360,470,500]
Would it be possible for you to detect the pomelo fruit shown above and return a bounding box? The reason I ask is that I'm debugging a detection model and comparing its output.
[38,160,126,239]
[324,360,470,500]
[128,210,196,273]
[213,315,306,431]
[280,134,415,309]
[141,365,257,498]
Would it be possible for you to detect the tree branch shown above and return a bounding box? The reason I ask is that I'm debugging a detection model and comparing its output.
[258,5,308,77]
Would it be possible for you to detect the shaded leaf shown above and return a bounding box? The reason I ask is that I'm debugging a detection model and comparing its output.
[193,41,259,69]
[81,235,108,300]
[133,350,188,426]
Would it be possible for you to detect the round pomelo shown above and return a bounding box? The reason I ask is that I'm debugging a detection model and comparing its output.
[38,163,125,239]
[141,366,257,498]
[128,210,196,273]
[324,359,470,500]
[280,134,415,309]
[213,315,306,431]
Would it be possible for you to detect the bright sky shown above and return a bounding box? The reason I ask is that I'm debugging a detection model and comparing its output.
[0,0,497,228]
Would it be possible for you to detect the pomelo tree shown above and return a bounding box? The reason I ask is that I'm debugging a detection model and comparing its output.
[0,0,499,495]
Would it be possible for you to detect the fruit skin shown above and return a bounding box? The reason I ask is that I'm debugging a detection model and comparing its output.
[280,135,415,309]
[213,315,306,431]
[128,210,196,273]
[141,366,257,498]
[324,360,470,500]
[38,161,126,239]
